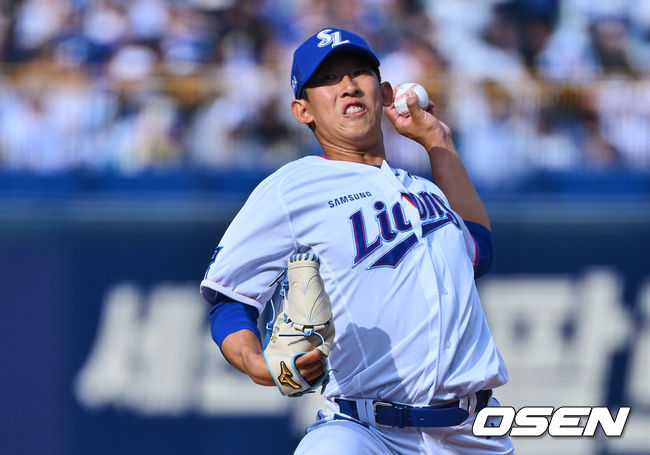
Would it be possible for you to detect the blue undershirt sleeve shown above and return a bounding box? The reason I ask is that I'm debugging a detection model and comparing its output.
[464,221,494,279]
[209,296,261,350]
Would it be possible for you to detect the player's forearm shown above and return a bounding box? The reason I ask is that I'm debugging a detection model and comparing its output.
[427,139,490,230]
[220,329,275,386]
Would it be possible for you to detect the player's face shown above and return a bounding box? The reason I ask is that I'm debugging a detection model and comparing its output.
[295,54,392,149]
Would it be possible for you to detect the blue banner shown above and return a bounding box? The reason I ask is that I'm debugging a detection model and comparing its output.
[2,209,649,455]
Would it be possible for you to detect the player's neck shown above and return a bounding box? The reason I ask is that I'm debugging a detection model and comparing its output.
[318,137,386,166]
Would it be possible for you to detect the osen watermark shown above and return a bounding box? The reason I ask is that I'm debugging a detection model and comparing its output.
[473,406,631,437]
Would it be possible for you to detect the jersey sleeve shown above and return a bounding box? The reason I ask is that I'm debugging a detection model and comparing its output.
[200,173,297,313]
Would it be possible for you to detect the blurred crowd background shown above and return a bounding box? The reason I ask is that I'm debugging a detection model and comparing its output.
[2,0,650,191]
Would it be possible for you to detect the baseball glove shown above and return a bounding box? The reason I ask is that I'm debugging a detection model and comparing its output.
[263,252,335,397]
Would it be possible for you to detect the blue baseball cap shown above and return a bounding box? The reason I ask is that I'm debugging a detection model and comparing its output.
[291,27,380,98]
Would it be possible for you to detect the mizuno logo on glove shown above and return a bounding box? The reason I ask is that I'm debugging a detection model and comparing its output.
[278,361,301,390]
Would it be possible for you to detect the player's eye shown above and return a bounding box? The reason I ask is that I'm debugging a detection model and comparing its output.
[353,68,371,76]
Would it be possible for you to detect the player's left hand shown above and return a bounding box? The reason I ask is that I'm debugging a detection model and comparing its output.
[263,252,335,397]
[295,349,325,384]
[384,85,453,154]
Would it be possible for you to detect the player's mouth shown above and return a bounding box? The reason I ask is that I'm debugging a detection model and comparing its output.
[343,102,366,117]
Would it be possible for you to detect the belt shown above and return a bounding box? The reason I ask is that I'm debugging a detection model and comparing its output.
[334,389,492,428]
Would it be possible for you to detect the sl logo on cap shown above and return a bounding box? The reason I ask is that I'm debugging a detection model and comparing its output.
[317,29,350,48]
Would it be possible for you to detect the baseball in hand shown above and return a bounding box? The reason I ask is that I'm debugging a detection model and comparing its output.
[393,83,430,117]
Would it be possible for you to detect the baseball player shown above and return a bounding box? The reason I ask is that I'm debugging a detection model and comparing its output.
[201,27,513,454]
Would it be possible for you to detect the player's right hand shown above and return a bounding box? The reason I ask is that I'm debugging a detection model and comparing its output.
[384,86,452,154]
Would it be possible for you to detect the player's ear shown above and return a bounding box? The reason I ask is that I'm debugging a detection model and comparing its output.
[381,82,394,107]
[291,99,314,125]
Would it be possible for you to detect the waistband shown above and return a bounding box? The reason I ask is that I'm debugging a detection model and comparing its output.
[333,389,492,428]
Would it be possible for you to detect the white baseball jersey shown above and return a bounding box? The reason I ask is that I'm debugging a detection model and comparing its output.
[201,155,508,404]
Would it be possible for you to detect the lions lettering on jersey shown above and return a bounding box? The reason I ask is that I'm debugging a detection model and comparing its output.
[350,192,460,269]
